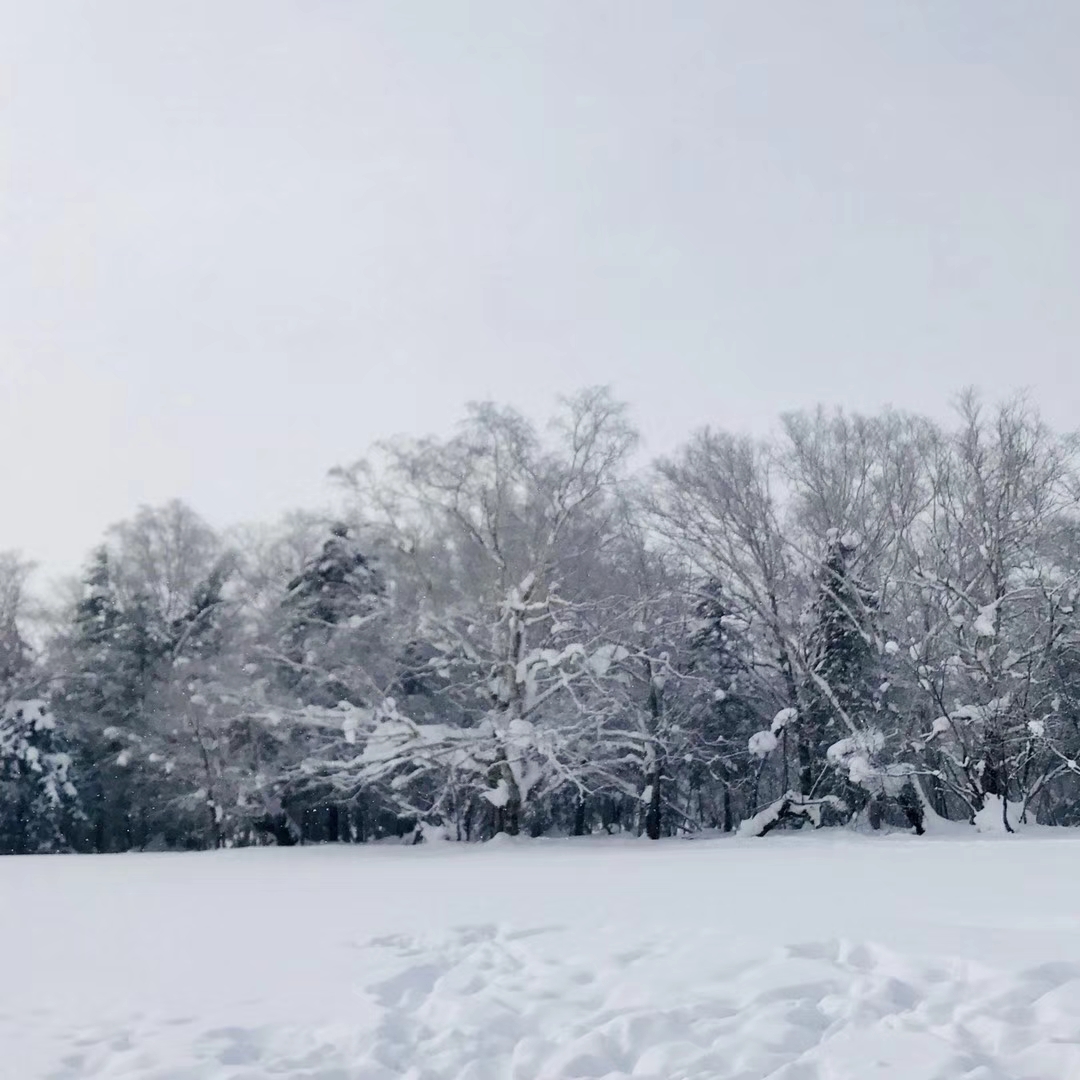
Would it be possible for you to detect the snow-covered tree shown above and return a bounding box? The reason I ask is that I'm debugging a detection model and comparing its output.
[11,389,1080,851]
[52,505,243,850]
[0,700,78,853]
[799,531,881,806]
[894,394,1080,830]
[326,388,639,837]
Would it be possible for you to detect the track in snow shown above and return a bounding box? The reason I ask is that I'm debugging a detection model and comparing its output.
[42,924,1080,1079]
[7,835,1080,1079]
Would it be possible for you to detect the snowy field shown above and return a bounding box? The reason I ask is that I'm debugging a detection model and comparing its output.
[4,834,1080,1079]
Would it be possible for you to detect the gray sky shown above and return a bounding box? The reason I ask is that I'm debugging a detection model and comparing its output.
[3,2,1079,582]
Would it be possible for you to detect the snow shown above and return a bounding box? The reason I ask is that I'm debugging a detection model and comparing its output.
[482,777,511,807]
[736,792,846,837]
[747,729,778,757]
[770,707,797,733]
[973,602,998,638]
[4,834,1080,1078]
[973,794,1031,833]
[587,642,628,677]
[342,707,362,744]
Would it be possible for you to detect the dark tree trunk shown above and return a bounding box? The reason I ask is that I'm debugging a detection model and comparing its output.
[94,789,107,853]
[645,669,664,841]
[573,796,587,836]
[255,812,297,846]
[645,768,662,840]
[496,799,521,837]
[492,757,522,836]
[898,784,925,835]
[797,734,813,798]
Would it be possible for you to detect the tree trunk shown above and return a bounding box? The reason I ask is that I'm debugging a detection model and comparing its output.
[797,734,813,798]
[493,757,522,836]
[645,767,662,840]
[94,788,107,853]
[499,797,521,837]
[897,784,925,835]
[644,667,664,840]
[208,802,221,849]
[573,796,587,836]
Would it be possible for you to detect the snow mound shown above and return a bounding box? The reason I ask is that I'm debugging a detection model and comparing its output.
[973,793,1031,833]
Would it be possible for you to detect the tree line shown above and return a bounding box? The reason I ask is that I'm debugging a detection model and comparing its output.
[3,388,1080,854]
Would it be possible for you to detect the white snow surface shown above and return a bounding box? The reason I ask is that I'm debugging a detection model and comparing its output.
[747,730,778,757]
[5,833,1080,1079]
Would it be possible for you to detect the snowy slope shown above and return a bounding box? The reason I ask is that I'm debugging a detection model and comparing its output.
[3,833,1080,1079]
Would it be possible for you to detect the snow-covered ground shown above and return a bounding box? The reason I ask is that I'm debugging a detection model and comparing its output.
[4,833,1080,1079]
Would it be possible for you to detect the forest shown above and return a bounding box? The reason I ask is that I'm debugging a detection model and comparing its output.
[3,387,1079,854]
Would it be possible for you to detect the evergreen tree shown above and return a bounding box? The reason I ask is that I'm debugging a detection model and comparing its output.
[68,548,166,728]
[279,523,384,708]
[0,700,78,854]
[800,532,879,809]
[686,579,763,830]
[0,606,32,690]
[151,559,260,849]
[0,555,79,853]
[271,524,388,842]
[170,562,230,661]
[59,549,168,851]
[284,523,381,634]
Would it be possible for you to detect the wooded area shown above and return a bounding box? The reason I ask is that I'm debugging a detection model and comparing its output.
[4,388,1079,853]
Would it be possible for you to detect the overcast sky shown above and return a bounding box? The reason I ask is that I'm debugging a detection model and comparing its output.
[3,2,1079,582]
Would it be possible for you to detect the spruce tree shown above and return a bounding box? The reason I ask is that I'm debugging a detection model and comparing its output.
[60,549,167,850]
[279,523,383,708]
[801,532,879,808]
[274,524,387,842]
[687,579,760,829]
[0,557,78,853]
[0,700,78,854]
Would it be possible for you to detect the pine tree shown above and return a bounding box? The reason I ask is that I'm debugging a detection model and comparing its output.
[68,548,165,729]
[800,532,879,808]
[279,523,384,708]
[686,579,762,830]
[271,524,388,842]
[284,523,381,636]
[170,562,229,661]
[154,560,253,848]
[0,607,31,691]
[0,555,79,853]
[60,549,168,850]
[0,700,78,854]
